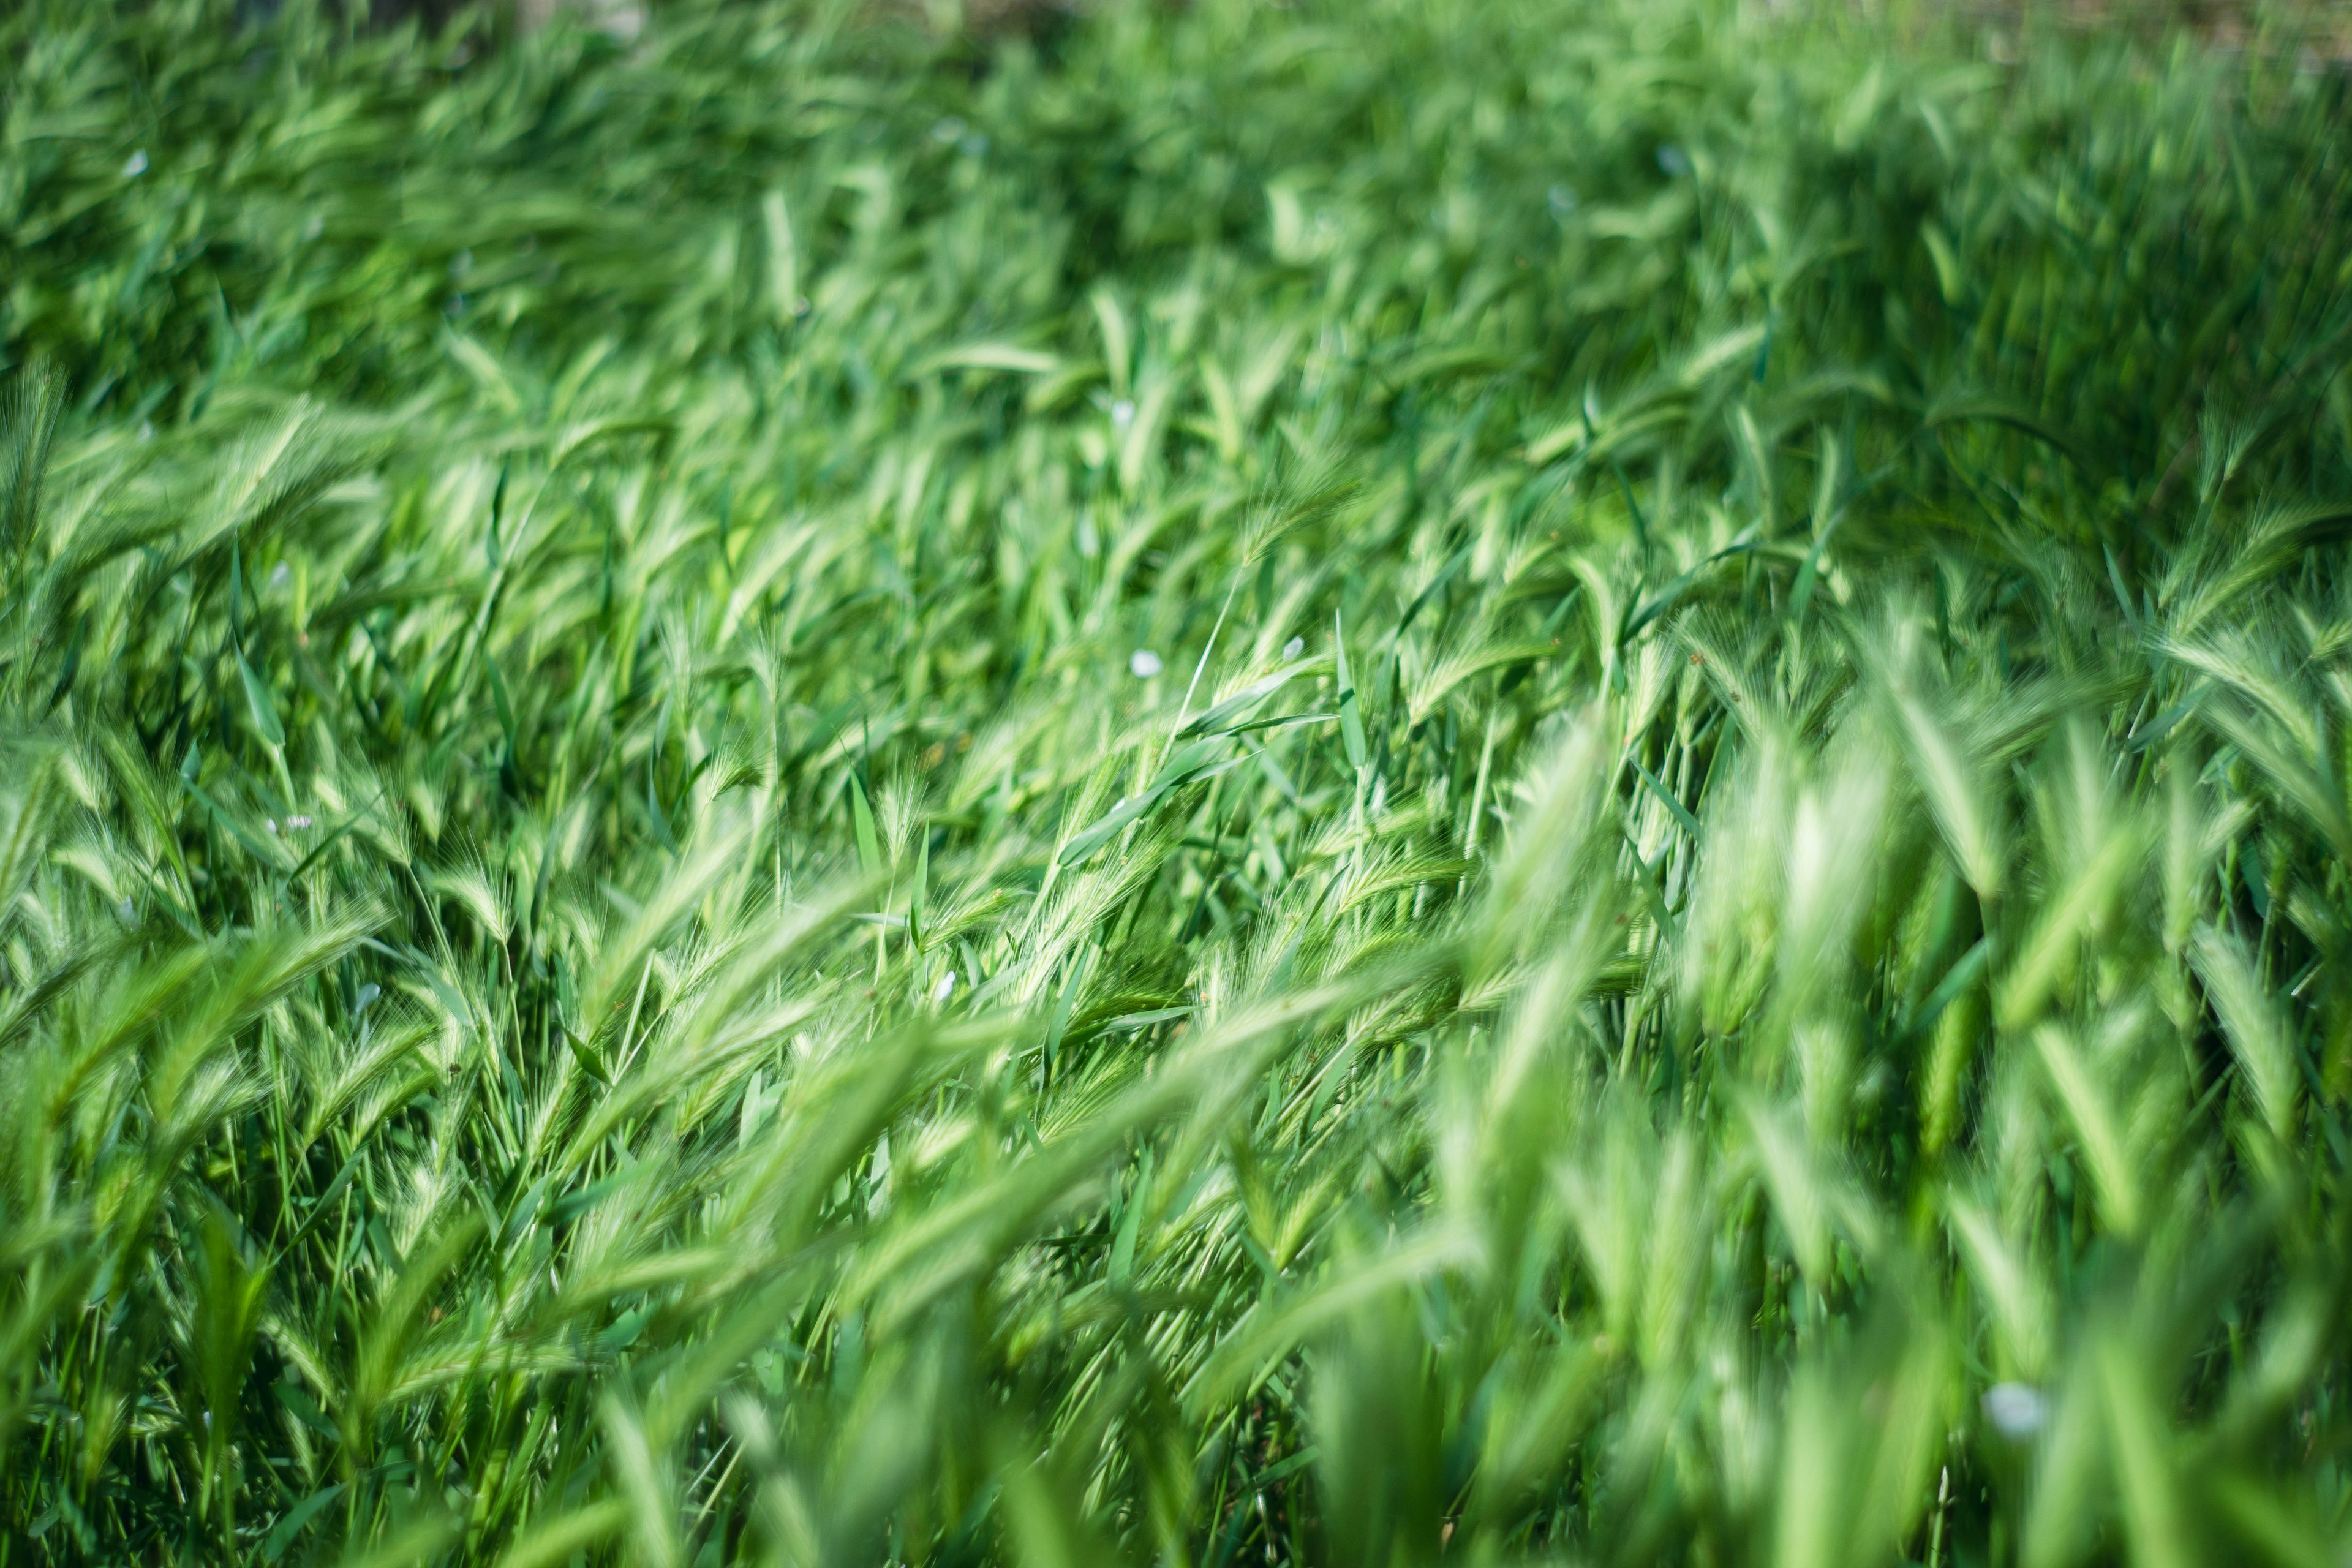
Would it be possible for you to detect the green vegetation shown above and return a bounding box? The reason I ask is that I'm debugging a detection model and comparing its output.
[6,0,2352,1561]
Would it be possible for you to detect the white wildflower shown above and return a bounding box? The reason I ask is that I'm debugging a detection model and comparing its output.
[1982,1382,2046,1440]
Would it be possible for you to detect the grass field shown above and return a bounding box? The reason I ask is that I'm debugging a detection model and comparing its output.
[7,0,2352,1562]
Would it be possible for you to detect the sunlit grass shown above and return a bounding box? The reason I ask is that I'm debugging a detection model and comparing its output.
[6,0,2352,1563]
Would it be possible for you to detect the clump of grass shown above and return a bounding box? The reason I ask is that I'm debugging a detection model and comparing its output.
[5,0,2352,1563]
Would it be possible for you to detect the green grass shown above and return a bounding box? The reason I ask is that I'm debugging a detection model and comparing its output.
[6,0,2352,1562]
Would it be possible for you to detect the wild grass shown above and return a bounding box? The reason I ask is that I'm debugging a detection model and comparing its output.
[6,0,2352,1563]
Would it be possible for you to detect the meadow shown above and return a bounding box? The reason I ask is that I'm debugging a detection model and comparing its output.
[6,0,2352,1562]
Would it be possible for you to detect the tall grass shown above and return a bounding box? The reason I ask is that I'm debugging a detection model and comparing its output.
[6,0,2352,1562]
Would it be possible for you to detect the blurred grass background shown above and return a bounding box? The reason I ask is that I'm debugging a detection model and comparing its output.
[6,0,2352,1565]
[278,0,2352,53]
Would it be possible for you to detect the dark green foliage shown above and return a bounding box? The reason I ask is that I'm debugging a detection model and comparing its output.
[5,0,2352,1563]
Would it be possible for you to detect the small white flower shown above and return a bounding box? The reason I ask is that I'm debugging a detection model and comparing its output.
[932,970,957,1004]
[1283,636,1305,659]
[1547,183,1580,216]
[286,814,313,830]
[269,560,292,589]
[121,150,148,178]
[265,818,279,834]
[1129,649,1163,679]
[1111,399,1136,427]
[1982,1382,2046,1440]
[137,421,154,442]
[353,982,382,1014]
[117,898,137,922]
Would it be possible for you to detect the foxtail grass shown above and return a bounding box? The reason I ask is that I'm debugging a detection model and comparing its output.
[6,0,2352,1562]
